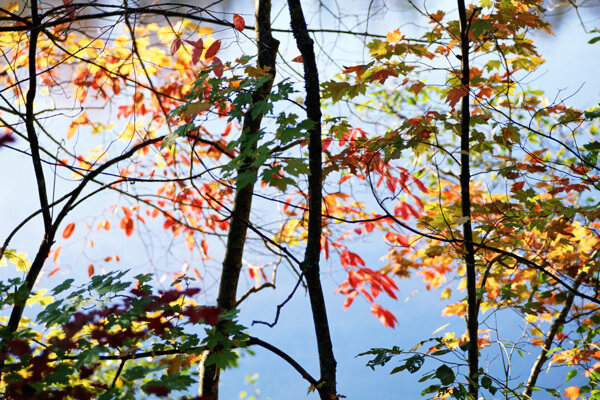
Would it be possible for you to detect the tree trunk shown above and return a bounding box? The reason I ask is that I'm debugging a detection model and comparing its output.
[287,1,337,398]
[457,1,479,398]
[198,1,279,398]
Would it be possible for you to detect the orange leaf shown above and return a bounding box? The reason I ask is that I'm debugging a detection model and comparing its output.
[170,37,182,56]
[291,55,303,63]
[66,112,90,139]
[205,40,221,60]
[48,267,60,277]
[233,14,245,31]
[62,223,75,239]
[185,232,195,251]
[192,267,202,280]
[53,246,62,266]
[120,217,134,237]
[342,64,366,78]
[88,264,94,277]
[371,304,398,328]
[564,386,579,400]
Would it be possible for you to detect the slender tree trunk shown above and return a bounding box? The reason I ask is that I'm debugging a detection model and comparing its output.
[286,1,337,399]
[523,274,584,398]
[198,1,279,398]
[457,1,478,398]
[4,0,52,336]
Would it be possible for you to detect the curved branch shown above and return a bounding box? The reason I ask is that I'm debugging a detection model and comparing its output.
[247,335,319,387]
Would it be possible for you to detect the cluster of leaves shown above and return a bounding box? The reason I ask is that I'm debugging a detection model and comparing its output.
[317,0,600,398]
[0,271,246,399]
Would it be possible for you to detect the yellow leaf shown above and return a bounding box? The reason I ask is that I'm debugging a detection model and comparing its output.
[3,2,19,14]
[440,288,451,300]
[524,314,537,323]
[432,323,449,334]
[386,29,404,43]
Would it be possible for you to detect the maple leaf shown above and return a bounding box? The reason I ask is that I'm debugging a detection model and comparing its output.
[342,64,367,79]
[369,68,398,84]
[445,85,469,108]
[409,81,426,95]
[386,29,404,43]
[233,14,245,31]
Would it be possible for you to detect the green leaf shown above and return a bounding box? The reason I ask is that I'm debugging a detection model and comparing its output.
[481,375,492,389]
[52,279,74,295]
[405,354,425,373]
[566,369,578,382]
[588,36,600,44]
[435,364,455,386]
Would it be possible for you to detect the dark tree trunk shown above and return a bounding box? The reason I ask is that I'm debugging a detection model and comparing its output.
[286,1,337,398]
[457,1,479,398]
[198,1,279,398]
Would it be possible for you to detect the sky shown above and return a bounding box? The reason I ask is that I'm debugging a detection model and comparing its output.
[1,1,599,399]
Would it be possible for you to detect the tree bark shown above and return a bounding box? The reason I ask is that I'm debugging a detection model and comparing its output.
[286,1,337,398]
[198,1,279,398]
[457,1,478,398]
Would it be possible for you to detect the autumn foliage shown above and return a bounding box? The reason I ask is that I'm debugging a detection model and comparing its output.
[1,0,600,399]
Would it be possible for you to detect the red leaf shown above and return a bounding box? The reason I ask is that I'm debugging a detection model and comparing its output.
[170,38,182,56]
[511,181,525,193]
[291,55,303,63]
[63,0,75,19]
[205,40,221,60]
[144,385,170,397]
[212,57,224,78]
[233,14,245,31]
[185,38,204,49]
[412,176,428,193]
[7,339,31,357]
[445,84,469,108]
[343,291,357,310]
[88,264,94,277]
[192,46,203,65]
[0,133,15,148]
[371,304,398,328]
[409,81,425,95]
[62,222,75,239]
